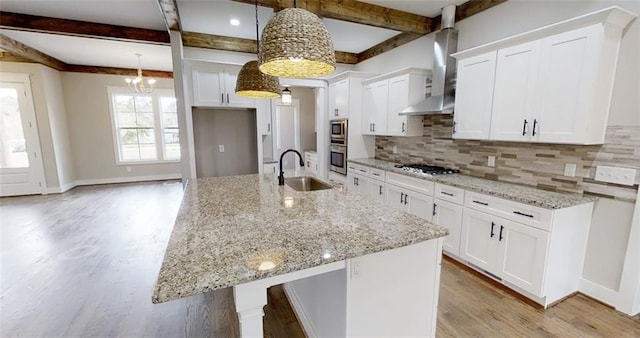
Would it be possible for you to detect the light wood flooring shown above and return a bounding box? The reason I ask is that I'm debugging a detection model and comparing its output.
[1,181,638,337]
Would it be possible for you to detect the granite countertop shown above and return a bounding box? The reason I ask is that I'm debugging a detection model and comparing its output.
[152,174,448,303]
[349,158,595,209]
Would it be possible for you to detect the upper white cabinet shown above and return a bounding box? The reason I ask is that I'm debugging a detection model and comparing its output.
[452,6,637,144]
[452,51,497,140]
[191,63,255,108]
[256,99,272,135]
[361,68,427,137]
[329,79,350,119]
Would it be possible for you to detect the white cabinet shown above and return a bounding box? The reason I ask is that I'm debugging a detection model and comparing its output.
[329,79,349,119]
[433,183,465,257]
[263,162,277,175]
[361,81,388,135]
[385,172,434,222]
[452,51,496,140]
[192,63,255,108]
[452,8,636,144]
[361,68,427,137]
[305,151,318,176]
[257,99,272,135]
[369,179,385,203]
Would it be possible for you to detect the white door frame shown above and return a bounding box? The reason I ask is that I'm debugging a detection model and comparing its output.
[274,98,301,171]
[0,73,46,196]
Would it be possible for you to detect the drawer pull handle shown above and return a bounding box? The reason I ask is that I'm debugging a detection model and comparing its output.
[400,192,404,204]
[490,222,495,238]
[522,119,528,136]
[379,186,383,195]
[441,191,454,197]
[513,211,534,218]
[372,173,380,176]
[359,169,367,173]
[433,203,437,216]
[499,225,504,241]
[473,200,488,206]
[404,194,408,205]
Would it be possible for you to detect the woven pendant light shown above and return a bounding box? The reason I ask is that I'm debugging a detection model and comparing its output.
[235,1,281,98]
[259,7,336,78]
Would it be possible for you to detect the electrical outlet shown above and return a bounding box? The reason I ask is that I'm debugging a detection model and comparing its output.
[487,156,496,167]
[564,163,576,177]
[218,145,224,152]
[595,166,636,186]
[126,166,131,173]
[351,260,361,280]
[392,145,398,154]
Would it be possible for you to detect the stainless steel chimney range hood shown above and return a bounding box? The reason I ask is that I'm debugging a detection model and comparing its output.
[401,4,458,116]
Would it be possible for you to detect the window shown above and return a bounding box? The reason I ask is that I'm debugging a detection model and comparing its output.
[108,87,180,164]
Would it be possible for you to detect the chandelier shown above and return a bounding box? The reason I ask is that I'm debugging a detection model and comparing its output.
[125,54,156,93]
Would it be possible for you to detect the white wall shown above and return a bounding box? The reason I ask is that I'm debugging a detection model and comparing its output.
[292,87,317,152]
[61,72,180,182]
[355,0,640,310]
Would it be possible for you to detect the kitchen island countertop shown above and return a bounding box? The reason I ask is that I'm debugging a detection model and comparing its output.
[152,174,448,304]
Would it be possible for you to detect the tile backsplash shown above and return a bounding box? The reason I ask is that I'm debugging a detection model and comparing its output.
[375,115,640,202]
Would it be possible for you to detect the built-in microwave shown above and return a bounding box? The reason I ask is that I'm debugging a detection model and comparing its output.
[330,145,347,175]
[330,119,347,146]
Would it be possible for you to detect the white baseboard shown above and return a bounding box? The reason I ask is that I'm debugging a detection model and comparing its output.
[283,283,318,338]
[44,181,76,194]
[74,174,181,186]
[579,278,619,307]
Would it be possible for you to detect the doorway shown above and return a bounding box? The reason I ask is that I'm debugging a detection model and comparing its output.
[0,74,45,197]
[275,99,300,170]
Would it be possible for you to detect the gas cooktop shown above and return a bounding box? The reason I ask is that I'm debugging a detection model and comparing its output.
[394,164,460,176]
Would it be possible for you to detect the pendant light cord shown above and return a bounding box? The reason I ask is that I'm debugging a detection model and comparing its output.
[255,0,260,53]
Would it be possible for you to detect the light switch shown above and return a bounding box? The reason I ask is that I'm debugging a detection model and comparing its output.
[219,145,224,152]
[564,163,576,177]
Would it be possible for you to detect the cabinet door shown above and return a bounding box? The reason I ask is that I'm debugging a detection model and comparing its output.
[497,218,549,296]
[534,25,597,144]
[405,191,434,222]
[433,199,463,257]
[460,208,498,272]
[386,74,409,136]
[453,51,497,140]
[329,79,349,119]
[490,41,541,142]
[257,99,272,135]
[348,173,369,195]
[370,80,389,135]
[369,180,385,203]
[192,66,224,106]
[361,83,376,135]
[385,184,406,212]
[223,66,255,107]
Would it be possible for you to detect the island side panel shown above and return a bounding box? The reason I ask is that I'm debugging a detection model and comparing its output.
[345,238,444,337]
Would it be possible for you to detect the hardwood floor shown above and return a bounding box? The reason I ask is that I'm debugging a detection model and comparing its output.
[1,181,638,337]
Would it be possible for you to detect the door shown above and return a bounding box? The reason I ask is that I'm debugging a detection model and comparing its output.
[192,65,224,106]
[0,77,45,196]
[453,51,497,140]
[387,74,409,136]
[223,65,255,107]
[369,180,385,203]
[405,191,434,222]
[534,25,597,143]
[490,41,541,142]
[497,218,549,296]
[460,209,497,272]
[385,184,407,212]
[332,79,349,119]
[276,99,301,171]
[433,199,464,256]
[362,80,388,135]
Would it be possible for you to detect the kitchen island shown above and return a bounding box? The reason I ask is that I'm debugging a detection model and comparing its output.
[153,174,448,337]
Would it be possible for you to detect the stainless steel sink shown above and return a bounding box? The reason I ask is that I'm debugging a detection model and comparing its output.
[284,176,333,191]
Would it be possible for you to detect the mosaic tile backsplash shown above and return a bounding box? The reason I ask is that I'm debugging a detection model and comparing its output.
[375,115,640,202]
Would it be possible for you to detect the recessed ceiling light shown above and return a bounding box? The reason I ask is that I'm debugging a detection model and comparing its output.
[230,18,240,26]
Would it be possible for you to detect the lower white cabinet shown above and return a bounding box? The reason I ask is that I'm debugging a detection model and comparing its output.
[386,183,434,222]
[305,151,318,176]
[369,179,385,203]
[347,172,370,195]
[263,162,277,175]
[433,199,463,257]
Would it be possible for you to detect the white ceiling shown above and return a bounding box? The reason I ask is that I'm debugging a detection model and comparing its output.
[0,0,463,69]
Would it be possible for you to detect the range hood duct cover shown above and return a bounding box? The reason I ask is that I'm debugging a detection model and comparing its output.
[401,4,458,115]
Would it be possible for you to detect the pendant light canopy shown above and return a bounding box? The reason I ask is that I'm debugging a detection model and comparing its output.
[235,0,281,98]
[259,8,336,78]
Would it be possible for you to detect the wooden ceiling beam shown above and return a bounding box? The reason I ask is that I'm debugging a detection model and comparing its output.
[0,33,67,71]
[430,0,508,31]
[181,31,359,64]
[0,11,169,44]
[231,0,431,35]
[156,0,181,31]
[0,51,33,63]
[65,65,173,78]
[357,32,423,63]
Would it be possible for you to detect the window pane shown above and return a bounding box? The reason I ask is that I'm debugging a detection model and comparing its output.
[160,97,177,113]
[118,129,139,145]
[139,128,157,160]
[134,96,153,113]
[121,144,140,161]
[117,112,137,127]
[136,113,155,128]
[163,128,180,160]
[162,112,178,128]
[114,95,134,113]
[0,88,29,168]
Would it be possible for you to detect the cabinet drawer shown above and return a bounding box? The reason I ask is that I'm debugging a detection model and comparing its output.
[464,191,553,231]
[385,172,434,196]
[369,168,386,181]
[347,163,370,175]
[435,183,465,205]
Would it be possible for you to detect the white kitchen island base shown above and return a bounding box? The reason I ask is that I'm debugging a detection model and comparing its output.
[233,238,444,338]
